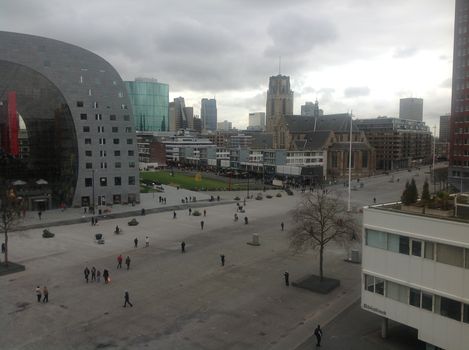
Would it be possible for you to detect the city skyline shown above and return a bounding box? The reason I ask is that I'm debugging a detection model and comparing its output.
[0,0,454,129]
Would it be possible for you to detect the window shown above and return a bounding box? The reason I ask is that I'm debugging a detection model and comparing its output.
[99,177,107,187]
[114,150,121,157]
[127,138,133,145]
[121,104,128,110]
[364,274,374,292]
[88,89,92,96]
[77,101,84,107]
[118,91,124,98]
[85,162,92,169]
[436,243,464,267]
[386,281,408,303]
[98,126,104,133]
[100,162,107,169]
[110,114,117,121]
[113,139,120,145]
[411,239,422,257]
[128,150,134,156]
[464,304,469,323]
[435,296,462,321]
[114,177,121,186]
[123,115,130,121]
[85,178,92,187]
[387,233,399,253]
[129,161,135,168]
[409,288,421,307]
[375,277,385,295]
[424,241,434,260]
[422,292,433,311]
[93,101,99,109]
[80,113,87,120]
[95,114,102,120]
[83,126,90,132]
[362,151,368,168]
[399,236,410,255]
[112,127,118,133]
[128,176,135,185]
[115,162,121,168]
[125,127,132,133]
[366,229,387,249]
[99,138,106,145]
[85,150,92,156]
[465,249,469,268]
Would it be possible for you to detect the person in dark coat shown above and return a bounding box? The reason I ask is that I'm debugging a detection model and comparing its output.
[117,254,123,269]
[91,267,96,282]
[181,241,186,253]
[281,222,284,231]
[84,267,90,283]
[134,237,138,248]
[103,269,109,284]
[200,221,204,230]
[42,286,49,303]
[173,211,177,219]
[125,256,131,270]
[284,271,290,286]
[220,254,225,266]
[123,290,133,307]
[314,325,323,347]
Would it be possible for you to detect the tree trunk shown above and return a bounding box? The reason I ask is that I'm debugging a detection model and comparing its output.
[319,244,324,281]
[4,230,8,267]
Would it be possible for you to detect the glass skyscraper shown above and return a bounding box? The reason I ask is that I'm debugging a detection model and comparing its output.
[201,98,217,131]
[125,78,169,131]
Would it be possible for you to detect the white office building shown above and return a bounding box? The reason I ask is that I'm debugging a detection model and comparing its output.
[362,199,469,350]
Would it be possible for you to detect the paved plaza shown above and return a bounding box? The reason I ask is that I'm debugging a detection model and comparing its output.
[0,167,436,349]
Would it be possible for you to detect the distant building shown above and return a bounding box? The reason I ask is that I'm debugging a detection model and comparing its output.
[201,98,217,131]
[192,116,202,133]
[230,134,252,149]
[301,100,323,117]
[399,98,423,122]
[217,120,232,131]
[125,78,169,132]
[169,97,193,131]
[439,114,451,143]
[266,75,293,132]
[248,112,266,131]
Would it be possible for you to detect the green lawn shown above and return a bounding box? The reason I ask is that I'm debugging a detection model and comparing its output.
[140,170,245,191]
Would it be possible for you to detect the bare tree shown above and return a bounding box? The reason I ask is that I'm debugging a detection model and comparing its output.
[289,190,357,281]
[0,187,22,267]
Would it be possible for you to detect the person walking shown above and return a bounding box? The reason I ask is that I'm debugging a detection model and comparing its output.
[314,325,323,347]
[145,236,149,247]
[42,286,49,303]
[91,217,94,226]
[203,209,206,217]
[281,222,284,231]
[189,208,192,215]
[1,242,5,254]
[35,286,42,302]
[134,237,138,248]
[244,217,248,225]
[96,270,101,283]
[373,197,376,204]
[91,266,96,282]
[173,211,177,219]
[125,256,131,270]
[117,254,123,269]
[38,211,42,220]
[284,271,290,286]
[181,241,186,253]
[84,267,90,283]
[200,220,204,230]
[220,254,225,266]
[103,269,109,284]
[123,290,133,307]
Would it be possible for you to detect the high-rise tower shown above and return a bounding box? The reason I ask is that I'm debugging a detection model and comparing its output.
[449,0,469,191]
[201,98,217,131]
[265,75,293,132]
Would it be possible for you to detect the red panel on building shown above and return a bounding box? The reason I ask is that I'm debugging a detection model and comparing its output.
[7,91,19,157]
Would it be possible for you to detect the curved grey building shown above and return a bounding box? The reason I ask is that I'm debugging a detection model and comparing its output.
[0,31,139,208]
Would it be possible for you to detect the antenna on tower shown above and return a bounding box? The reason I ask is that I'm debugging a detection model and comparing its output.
[278,56,281,75]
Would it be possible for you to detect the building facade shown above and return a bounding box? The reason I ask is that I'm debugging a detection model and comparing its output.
[362,201,469,350]
[440,114,451,143]
[125,78,169,132]
[169,97,191,131]
[266,75,294,132]
[0,31,139,208]
[301,100,323,117]
[201,98,217,131]
[248,112,266,131]
[399,98,424,122]
[217,120,232,131]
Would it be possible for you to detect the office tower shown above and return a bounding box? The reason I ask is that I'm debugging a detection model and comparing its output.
[399,98,423,121]
[439,114,451,143]
[449,0,469,191]
[248,112,266,131]
[301,100,323,117]
[266,75,294,132]
[201,98,217,131]
[169,97,193,131]
[217,120,232,131]
[125,78,169,132]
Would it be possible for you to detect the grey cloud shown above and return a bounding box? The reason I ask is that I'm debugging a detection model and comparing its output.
[344,86,370,98]
[393,46,418,58]
[440,78,452,89]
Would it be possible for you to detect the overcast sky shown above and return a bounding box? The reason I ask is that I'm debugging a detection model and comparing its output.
[1,0,455,130]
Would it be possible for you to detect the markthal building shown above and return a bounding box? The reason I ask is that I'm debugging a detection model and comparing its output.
[0,31,139,210]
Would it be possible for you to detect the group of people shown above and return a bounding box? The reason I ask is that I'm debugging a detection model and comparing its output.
[116,254,131,270]
[158,196,167,204]
[83,266,110,284]
[35,285,49,303]
[90,216,99,226]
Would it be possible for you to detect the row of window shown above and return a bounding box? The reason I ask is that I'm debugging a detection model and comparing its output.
[83,148,134,157]
[77,101,127,110]
[364,274,469,323]
[85,161,135,169]
[80,113,131,122]
[82,126,133,136]
[366,229,469,268]
[452,171,469,178]
[85,176,135,187]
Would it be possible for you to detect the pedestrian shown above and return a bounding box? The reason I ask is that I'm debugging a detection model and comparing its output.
[281,222,284,231]
[244,217,248,225]
[145,236,149,247]
[96,270,101,283]
[35,286,42,302]
[103,269,109,284]
[95,217,98,225]
[203,209,206,217]
[284,271,290,286]
[1,242,5,253]
[84,207,87,214]
[185,197,188,203]
[91,217,94,226]
[125,256,131,270]
[200,220,204,230]
[84,266,90,283]
[91,266,96,282]
[181,241,186,253]
[42,286,49,303]
[115,225,120,234]
[314,325,323,347]
[220,254,225,266]
[134,237,138,248]
[38,211,42,220]
[189,208,192,215]
[123,290,133,307]
[373,197,376,204]
[234,213,238,221]
[117,254,123,269]
[173,211,177,219]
